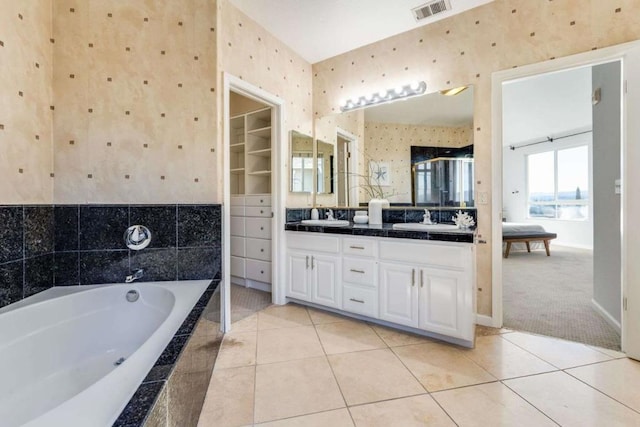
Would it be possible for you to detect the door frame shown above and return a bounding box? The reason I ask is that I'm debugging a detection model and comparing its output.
[491,40,640,353]
[336,127,359,207]
[222,73,286,333]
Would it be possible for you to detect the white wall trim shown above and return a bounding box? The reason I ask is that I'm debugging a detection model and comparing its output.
[475,314,494,328]
[336,127,359,207]
[491,40,640,335]
[592,298,622,334]
[222,73,286,333]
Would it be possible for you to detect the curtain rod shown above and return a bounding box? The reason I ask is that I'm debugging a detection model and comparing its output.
[508,129,592,151]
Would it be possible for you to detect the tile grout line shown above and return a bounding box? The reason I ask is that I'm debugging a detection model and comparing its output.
[562,363,640,416]
[499,378,563,427]
[308,307,353,423]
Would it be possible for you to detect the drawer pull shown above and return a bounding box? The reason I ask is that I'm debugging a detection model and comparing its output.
[261,270,264,274]
[260,209,264,214]
[306,255,309,269]
[420,270,424,288]
[311,256,315,269]
[261,248,264,252]
[412,269,415,287]
[349,245,365,250]
[260,226,264,230]
[350,269,365,274]
[349,298,365,304]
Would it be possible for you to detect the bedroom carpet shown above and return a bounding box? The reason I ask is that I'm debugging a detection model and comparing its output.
[503,245,621,350]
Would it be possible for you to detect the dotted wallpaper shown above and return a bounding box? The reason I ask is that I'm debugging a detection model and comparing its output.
[218,0,314,207]
[0,1,54,204]
[312,0,640,315]
[365,123,473,203]
[52,0,218,204]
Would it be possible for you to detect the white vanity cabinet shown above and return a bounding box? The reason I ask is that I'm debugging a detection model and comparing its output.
[286,234,341,309]
[285,231,476,345]
[378,239,474,340]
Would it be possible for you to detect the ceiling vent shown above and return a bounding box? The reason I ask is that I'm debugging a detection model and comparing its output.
[411,0,452,21]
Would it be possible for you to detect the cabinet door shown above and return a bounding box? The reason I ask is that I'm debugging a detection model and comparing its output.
[310,254,341,309]
[287,252,311,301]
[418,268,469,339]
[379,263,418,328]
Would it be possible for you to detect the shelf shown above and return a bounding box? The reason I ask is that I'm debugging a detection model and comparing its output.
[230,143,245,152]
[248,126,271,139]
[248,170,271,176]
[247,148,271,157]
[230,168,245,175]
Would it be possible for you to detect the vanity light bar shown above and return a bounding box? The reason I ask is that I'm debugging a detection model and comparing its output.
[339,81,427,112]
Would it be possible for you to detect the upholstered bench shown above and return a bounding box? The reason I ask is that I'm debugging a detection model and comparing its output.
[502,232,557,258]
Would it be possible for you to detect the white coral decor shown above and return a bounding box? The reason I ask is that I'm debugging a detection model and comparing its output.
[452,211,475,229]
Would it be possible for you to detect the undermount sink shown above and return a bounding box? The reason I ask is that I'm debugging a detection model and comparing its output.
[392,223,461,231]
[301,219,350,227]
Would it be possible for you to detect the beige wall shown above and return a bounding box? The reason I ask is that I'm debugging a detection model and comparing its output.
[52,0,218,204]
[312,0,640,315]
[217,0,314,206]
[0,0,54,204]
[364,123,472,203]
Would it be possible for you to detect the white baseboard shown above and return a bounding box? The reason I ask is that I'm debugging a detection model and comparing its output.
[476,314,496,327]
[591,299,621,334]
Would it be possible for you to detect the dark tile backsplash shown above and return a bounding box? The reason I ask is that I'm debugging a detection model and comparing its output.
[0,204,222,310]
[54,206,79,252]
[286,207,477,226]
[0,206,24,264]
[130,206,177,249]
[24,206,54,257]
[79,205,129,250]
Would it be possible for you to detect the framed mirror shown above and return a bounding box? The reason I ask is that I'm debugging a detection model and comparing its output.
[314,86,474,207]
[289,131,314,193]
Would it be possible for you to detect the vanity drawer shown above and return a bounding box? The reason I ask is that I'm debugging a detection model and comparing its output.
[230,206,245,216]
[246,238,271,261]
[343,285,378,318]
[245,206,271,218]
[343,238,376,257]
[245,217,271,239]
[246,259,271,283]
[231,236,245,257]
[230,196,245,206]
[287,232,339,253]
[230,216,245,237]
[379,240,467,269]
[343,258,376,288]
[230,256,245,277]
[245,195,271,207]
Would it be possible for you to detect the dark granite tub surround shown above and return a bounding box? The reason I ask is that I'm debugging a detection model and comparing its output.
[113,279,221,427]
[0,204,222,310]
[0,205,55,309]
[54,204,222,286]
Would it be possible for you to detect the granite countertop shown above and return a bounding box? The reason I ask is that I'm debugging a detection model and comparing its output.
[284,222,475,243]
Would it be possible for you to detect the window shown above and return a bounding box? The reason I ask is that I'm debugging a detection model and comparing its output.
[527,145,589,220]
[291,153,313,192]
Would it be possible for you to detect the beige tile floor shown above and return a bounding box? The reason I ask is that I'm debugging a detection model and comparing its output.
[198,303,638,427]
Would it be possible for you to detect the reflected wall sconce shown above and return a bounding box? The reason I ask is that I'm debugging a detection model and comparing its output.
[339,81,427,112]
[440,85,469,96]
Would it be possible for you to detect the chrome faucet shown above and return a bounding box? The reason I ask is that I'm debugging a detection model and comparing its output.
[125,269,144,283]
[326,209,335,221]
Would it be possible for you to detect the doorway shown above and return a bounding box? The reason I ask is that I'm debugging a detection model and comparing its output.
[222,73,285,333]
[491,40,640,360]
[336,128,359,207]
[500,64,621,350]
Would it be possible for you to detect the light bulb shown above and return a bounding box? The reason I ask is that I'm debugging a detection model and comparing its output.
[395,85,405,95]
[410,81,421,91]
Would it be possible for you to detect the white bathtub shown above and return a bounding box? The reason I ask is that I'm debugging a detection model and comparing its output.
[0,280,211,427]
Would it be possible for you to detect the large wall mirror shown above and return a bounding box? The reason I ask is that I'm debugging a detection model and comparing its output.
[312,86,475,207]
